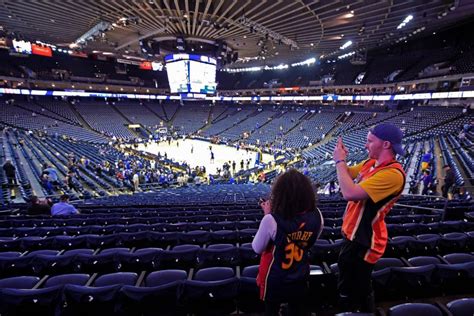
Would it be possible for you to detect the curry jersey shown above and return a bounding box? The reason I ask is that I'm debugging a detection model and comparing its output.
[257,210,323,300]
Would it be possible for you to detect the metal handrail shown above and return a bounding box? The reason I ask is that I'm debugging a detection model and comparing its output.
[395,203,445,212]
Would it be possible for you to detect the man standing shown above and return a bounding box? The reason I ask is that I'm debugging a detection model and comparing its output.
[43,165,59,185]
[442,164,455,199]
[421,151,432,171]
[51,194,79,216]
[2,160,16,186]
[333,123,406,312]
[421,170,433,195]
[132,171,140,192]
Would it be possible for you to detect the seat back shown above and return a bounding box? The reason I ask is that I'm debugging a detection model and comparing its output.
[194,267,234,281]
[145,269,187,287]
[0,276,40,289]
[94,272,138,287]
[446,298,474,316]
[389,303,443,316]
[45,274,90,287]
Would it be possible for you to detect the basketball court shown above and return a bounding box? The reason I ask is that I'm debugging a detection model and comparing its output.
[135,138,275,174]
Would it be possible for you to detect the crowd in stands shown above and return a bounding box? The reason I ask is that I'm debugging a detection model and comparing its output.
[0,94,471,206]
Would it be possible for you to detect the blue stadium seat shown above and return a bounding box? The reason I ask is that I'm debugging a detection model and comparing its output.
[238,265,264,313]
[183,267,239,315]
[446,298,474,316]
[120,269,188,316]
[93,272,138,287]
[160,244,200,270]
[197,244,239,268]
[44,273,90,287]
[388,303,443,316]
[239,243,259,266]
[116,247,162,271]
[0,276,40,289]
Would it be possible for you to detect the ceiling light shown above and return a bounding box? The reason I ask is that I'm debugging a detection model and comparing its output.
[338,51,355,59]
[340,40,352,50]
[397,15,413,29]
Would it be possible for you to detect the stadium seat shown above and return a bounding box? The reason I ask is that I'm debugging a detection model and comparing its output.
[120,269,188,316]
[446,298,474,316]
[182,267,239,315]
[159,244,200,270]
[388,303,443,316]
[0,276,40,289]
[93,272,138,287]
[44,273,91,287]
[197,244,239,268]
[116,247,162,271]
[238,265,264,313]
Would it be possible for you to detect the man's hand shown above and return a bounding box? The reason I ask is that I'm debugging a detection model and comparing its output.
[333,137,348,162]
[260,199,272,215]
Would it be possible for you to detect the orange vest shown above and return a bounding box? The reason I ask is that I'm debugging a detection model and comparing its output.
[341,159,406,264]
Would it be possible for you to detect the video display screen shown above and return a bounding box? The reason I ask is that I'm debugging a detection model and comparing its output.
[165,54,216,94]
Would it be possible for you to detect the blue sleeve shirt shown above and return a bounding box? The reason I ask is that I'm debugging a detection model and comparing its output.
[51,202,78,216]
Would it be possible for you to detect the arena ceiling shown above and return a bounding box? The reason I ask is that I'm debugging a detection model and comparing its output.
[0,0,473,65]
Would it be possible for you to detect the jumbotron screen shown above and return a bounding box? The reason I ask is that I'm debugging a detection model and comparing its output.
[165,54,217,94]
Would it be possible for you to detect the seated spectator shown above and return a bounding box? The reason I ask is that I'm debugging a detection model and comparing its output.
[41,173,53,193]
[455,187,471,201]
[51,194,79,216]
[27,196,52,216]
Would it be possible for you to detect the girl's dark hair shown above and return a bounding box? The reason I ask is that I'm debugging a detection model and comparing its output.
[271,169,316,219]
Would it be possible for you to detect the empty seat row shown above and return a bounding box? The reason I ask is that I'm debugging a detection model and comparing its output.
[0,266,267,315]
[0,244,260,276]
[331,253,474,300]
[0,230,259,251]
